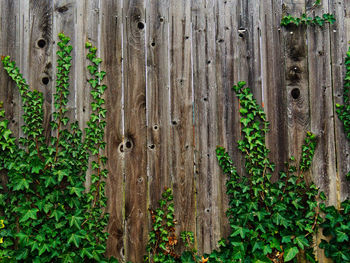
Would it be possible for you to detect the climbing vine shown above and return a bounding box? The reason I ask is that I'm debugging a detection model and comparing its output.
[0,33,117,262]
[281,1,335,27]
[209,81,320,262]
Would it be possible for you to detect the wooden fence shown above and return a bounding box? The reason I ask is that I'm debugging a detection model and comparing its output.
[0,0,349,262]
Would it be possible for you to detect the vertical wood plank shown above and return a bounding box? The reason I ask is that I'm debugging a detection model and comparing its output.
[169,0,195,252]
[306,1,337,262]
[260,0,288,176]
[0,0,20,190]
[0,0,20,136]
[329,0,350,203]
[214,0,239,246]
[52,0,76,123]
[145,0,172,215]
[27,0,53,139]
[192,0,221,253]
[101,0,125,260]
[307,0,337,205]
[282,1,310,166]
[123,0,148,261]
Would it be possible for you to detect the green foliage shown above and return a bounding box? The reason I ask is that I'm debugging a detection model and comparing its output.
[319,200,350,262]
[0,33,117,262]
[145,189,203,263]
[281,13,335,27]
[145,188,179,262]
[212,81,320,262]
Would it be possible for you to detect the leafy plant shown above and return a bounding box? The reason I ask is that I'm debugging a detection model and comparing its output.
[145,187,179,263]
[281,13,335,27]
[0,33,117,262]
[319,200,350,262]
[211,81,321,262]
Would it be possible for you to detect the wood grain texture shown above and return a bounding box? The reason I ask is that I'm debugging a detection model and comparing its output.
[307,1,337,206]
[123,0,148,261]
[213,0,239,246]
[169,0,195,253]
[261,0,288,177]
[283,1,310,168]
[0,0,20,136]
[329,0,350,204]
[306,2,337,262]
[52,0,76,124]
[145,0,172,213]
[192,0,221,253]
[27,0,53,140]
[0,0,348,260]
[100,0,125,261]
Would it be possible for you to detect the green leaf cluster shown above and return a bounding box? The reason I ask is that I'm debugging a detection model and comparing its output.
[319,200,350,262]
[211,81,320,262]
[281,13,335,27]
[0,33,117,262]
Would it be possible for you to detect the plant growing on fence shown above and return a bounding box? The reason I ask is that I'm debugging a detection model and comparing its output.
[211,81,321,262]
[145,188,204,263]
[281,1,335,27]
[0,33,117,262]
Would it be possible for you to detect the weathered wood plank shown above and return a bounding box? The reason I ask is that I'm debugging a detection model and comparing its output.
[307,0,337,206]
[330,0,350,204]
[260,0,288,176]
[123,0,148,261]
[100,0,125,260]
[0,0,20,136]
[282,2,310,169]
[145,0,172,215]
[169,0,195,253]
[26,0,53,140]
[192,0,222,254]
[306,1,337,262]
[214,0,238,246]
[0,0,20,191]
[52,0,76,124]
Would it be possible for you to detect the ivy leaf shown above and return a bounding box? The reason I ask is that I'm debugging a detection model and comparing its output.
[69,215,83,229]
[20,208,38,222]
[13,177,30,190]
[284,246,299,262]
[67,233,81,248]
[336,229,348,242]
[294,235,309,250]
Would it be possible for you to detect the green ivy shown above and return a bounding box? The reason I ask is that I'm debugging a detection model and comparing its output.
[211,81,320,263]
[319,200,350,262]
[0,33,117,262]
[281,13,335,27]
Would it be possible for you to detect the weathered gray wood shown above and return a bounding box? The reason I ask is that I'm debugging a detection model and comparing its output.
[261,0,288,177]
[123,0,148,261]
[0,0,349,260]
[52,0,76,124]
[145,0,172,216]
[329,0,350,204]
[306,2,337,262]
[213,0,238,246]
[100,0,125,261]
[169,0,196,254]
[282,2,310,169]
[26,0,53,140]
[192,0,221,253]
[0,0,20,136]
[307,1,337,206]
